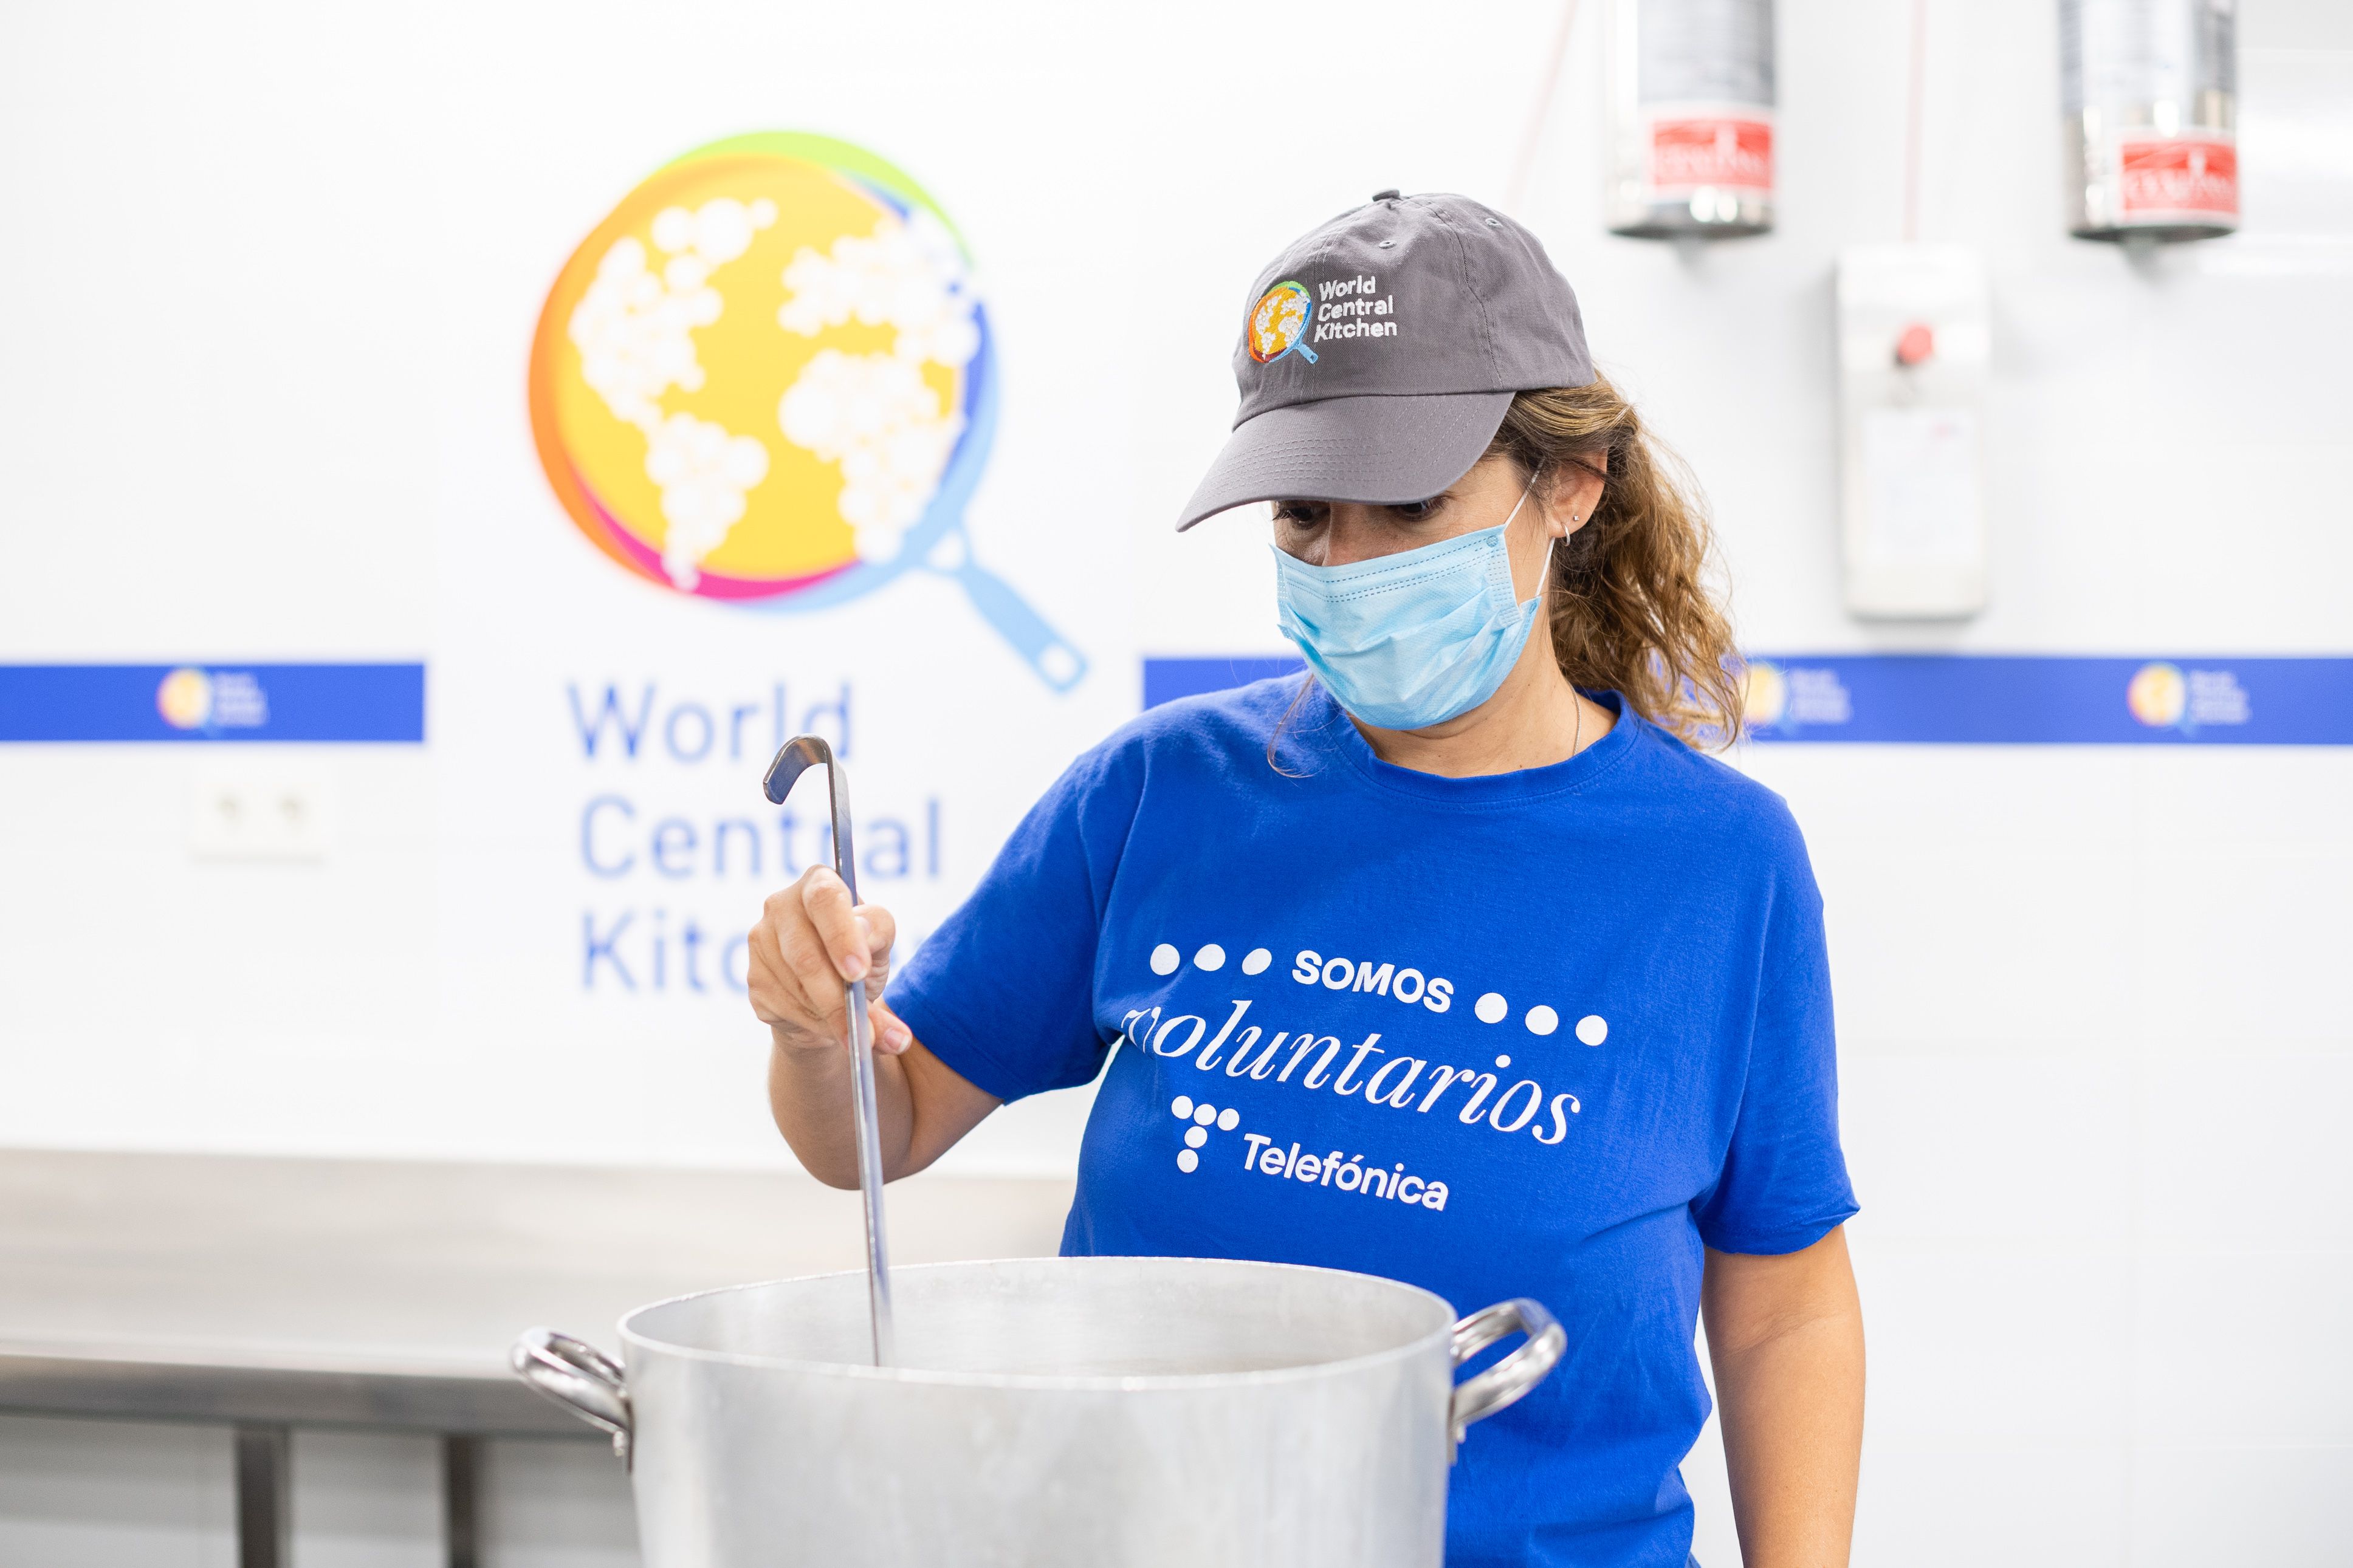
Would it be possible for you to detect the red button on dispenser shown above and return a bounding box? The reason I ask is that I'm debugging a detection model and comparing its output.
[1894,323,1936,367]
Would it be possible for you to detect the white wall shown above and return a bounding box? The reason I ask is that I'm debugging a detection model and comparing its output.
[2,1,2349,1565]
[1539,9,2353,1564]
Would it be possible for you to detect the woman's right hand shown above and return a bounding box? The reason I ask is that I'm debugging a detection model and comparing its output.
[746,866,915,1057]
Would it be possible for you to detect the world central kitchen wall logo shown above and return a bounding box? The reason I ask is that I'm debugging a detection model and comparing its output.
[528,132,1085,691]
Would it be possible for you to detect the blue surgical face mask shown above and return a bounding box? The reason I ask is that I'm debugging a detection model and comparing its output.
[1273,485,1552,731]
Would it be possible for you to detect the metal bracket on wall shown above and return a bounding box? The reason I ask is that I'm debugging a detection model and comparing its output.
[230,1423,484,1568]
[443,1434,482,1568]
[233,1424,290,1568]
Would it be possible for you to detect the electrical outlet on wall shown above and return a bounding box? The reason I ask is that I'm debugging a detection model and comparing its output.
[187,763,334,861]
[1835,245,1991,619]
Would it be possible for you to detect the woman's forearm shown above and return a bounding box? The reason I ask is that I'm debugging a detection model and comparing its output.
[767,1029,1000,1188]
[1702,1227,1865,1568]
[767,1027,915,1186]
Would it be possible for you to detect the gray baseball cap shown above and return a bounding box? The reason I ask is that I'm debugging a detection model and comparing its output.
[1176,190,1595,531]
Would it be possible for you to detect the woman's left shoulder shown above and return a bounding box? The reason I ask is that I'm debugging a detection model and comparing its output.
[1610,716,1812,867]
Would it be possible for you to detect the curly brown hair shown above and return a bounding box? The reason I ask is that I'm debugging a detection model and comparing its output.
[1485,376,1743,750]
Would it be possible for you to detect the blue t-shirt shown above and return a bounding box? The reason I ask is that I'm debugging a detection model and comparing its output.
[889,679,1857,1568]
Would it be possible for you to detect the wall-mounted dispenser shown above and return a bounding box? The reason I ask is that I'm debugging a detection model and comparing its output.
[1604,0,1775,239]
[2062,0,2238,242]
[1836,246,1990,619]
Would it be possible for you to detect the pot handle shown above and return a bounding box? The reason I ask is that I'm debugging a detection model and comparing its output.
[511,1327,634,1467]
[1447,1298,1566,1453]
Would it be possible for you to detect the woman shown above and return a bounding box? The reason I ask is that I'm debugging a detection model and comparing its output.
[750,191,1863,1568]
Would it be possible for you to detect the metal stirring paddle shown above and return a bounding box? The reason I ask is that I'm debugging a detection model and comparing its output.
[762,736,895,1367]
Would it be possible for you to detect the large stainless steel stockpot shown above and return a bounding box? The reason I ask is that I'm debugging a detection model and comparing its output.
[514,1255,1563,1567]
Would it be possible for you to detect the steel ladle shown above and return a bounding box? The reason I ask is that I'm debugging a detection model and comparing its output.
[761,735,894,1366]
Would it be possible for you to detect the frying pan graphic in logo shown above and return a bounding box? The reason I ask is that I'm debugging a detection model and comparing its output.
[1247,279,1318,365]
[1741,660,1788,731]
[156,668,215,730]
[529,132,1086,691]
[2127,662,2186,728]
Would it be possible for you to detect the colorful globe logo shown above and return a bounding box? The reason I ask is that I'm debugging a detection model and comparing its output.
[2126,662,2186,728]
[1742,660,1788,730]
[1247,279,1317,365]
[529,132,1084,689]
[157,667,213,730]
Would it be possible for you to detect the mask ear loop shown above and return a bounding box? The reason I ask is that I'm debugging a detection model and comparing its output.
[1519,464,1587,759]
[1502,464,1554,608]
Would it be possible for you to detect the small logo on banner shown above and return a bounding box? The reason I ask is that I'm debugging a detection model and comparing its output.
[156,668,268,732]
[156,668,215,730]
[1742,660,1851,734]
[1742,660,1789,730]
[2127,662,2188,728]
[2128,661,2252,732]
[2119,136,2238,219]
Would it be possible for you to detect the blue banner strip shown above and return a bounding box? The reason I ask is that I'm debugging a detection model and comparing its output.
[1143,656,1310,711]
[0,663,427,743]
[1141,654,2353,745]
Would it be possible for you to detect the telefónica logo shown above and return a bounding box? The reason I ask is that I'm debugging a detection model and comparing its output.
[1168,1094,1238,1173]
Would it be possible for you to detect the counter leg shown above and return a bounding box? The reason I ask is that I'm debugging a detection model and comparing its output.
[442,1434,481,1568]
[233,1423,291,1568]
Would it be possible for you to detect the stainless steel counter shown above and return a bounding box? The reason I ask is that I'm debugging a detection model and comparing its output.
[0,1149,1073,1565]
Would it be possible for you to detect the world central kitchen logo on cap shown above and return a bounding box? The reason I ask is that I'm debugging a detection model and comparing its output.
[1246,280,1319,365]
[528,132,1086,691]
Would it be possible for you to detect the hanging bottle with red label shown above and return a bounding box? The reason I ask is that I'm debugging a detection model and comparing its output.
[1604,0,1776,240]
[2061,0,2238,242]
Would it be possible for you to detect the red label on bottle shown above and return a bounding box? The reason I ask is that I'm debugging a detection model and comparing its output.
[2118,136,2238,217]
[1648,117,1773,194]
